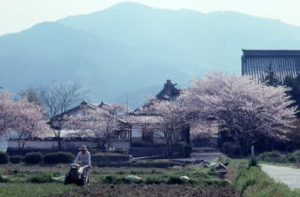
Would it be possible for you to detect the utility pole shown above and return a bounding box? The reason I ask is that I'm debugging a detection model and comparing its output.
[126,92,129,115]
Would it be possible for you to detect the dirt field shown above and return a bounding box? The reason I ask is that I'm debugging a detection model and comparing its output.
[0,162,236,197]
[47,184,236,197]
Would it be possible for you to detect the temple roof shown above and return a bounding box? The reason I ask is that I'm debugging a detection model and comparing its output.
[156,79,181,101]
[243,50,300,57]
[242,49,300,82]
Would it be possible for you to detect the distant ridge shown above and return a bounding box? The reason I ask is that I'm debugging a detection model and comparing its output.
[1,2,300,107]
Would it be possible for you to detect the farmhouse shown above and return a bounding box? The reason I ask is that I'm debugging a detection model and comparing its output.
[242,49,300,82]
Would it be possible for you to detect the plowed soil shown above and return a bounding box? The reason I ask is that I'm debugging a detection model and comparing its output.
[48,184,236,197]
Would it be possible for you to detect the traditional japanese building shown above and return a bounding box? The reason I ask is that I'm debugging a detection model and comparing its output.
[241,50,300,82]
[156,79,181,101]
[6,80,188,157]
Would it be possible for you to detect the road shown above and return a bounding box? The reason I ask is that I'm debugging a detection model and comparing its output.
[261,164,300,190]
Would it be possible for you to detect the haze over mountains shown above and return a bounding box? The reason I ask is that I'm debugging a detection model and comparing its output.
[1,2,300,107]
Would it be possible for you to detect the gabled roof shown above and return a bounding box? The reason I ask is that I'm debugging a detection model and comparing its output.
[51,100,98,121]
[98,101,109,108]
[49,100,129,129]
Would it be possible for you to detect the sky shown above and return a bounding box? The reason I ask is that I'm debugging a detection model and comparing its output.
[0,0,300,36]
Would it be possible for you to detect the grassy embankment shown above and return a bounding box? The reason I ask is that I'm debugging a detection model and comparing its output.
[224,157,300,197]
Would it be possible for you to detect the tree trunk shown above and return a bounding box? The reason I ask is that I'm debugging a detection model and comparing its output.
[57,137,62,151]
[251,145,255,157]
[18,139,22,154]
[167,143,174,157]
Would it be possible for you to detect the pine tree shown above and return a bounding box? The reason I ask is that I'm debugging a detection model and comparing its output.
[284,74,300,117]
[261,64,281,87]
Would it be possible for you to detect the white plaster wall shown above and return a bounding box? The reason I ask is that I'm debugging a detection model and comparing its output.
[0,136,8,152]
[131,125,142,138]
[8,141,57,150]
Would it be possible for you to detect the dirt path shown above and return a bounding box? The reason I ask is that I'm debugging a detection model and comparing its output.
[260,164,300,190]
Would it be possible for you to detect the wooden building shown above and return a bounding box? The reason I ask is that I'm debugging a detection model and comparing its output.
[241,50,300,82]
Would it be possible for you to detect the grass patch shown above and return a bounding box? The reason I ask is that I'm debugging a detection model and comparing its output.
[0,183,74,197]
[26,173,56,183]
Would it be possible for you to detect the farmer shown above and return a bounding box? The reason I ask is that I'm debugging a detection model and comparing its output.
[74,145,92,176]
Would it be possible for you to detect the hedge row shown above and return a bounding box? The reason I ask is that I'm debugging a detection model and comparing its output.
[0,151,75,164]
[0,152,9,164]
[258,150,300,164]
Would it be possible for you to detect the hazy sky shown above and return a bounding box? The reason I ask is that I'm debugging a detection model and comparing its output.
[0,0,300,36]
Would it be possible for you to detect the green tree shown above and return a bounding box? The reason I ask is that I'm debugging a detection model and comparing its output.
[284,74,300,117]
[19,87,41,105]
[261,64,281,87]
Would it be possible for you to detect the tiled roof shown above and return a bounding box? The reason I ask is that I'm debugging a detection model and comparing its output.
[242,50,300,82]
[122,115,163,124]
[38,129,97,138]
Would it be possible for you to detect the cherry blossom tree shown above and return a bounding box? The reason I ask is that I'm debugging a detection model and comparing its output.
[0,92,50,153]
[0,92,16,136]
[145,99,188,157]
[12,99,49,153]
[180,72,297,154]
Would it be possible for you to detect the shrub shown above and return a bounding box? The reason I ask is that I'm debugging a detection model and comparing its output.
[145,176,165,184]
[167,176,186,184]
[258,151,287,163]
[43,152,75,164]
[287,150,300,163]
[0,172,9,183]
[27,173,54,183]
[102,175,122,184]
[208,168,218,176]
[0,152,9,164]
[286,154,297,163]
[24,152,43,164]
[10,155,23,164]
[178,142,192,158]
[123,175,143,184]
[218,155,230,164]
[248,156,258,167]
[221,142,241,157]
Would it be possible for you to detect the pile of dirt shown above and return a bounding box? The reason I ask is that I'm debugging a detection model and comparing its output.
[48,184,236,197]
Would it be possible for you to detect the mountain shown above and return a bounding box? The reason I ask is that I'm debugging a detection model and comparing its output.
[1,2,300,107]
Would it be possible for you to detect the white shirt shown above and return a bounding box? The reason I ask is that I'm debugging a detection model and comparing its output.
[74,151,91,166]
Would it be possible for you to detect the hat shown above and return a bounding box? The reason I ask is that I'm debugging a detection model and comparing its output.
[79,145,88,151]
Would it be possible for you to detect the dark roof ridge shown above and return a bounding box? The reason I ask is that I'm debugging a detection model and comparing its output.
[242,49,300,57]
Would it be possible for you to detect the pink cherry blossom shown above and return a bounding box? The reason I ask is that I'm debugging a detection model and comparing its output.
[179,72,297,153]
